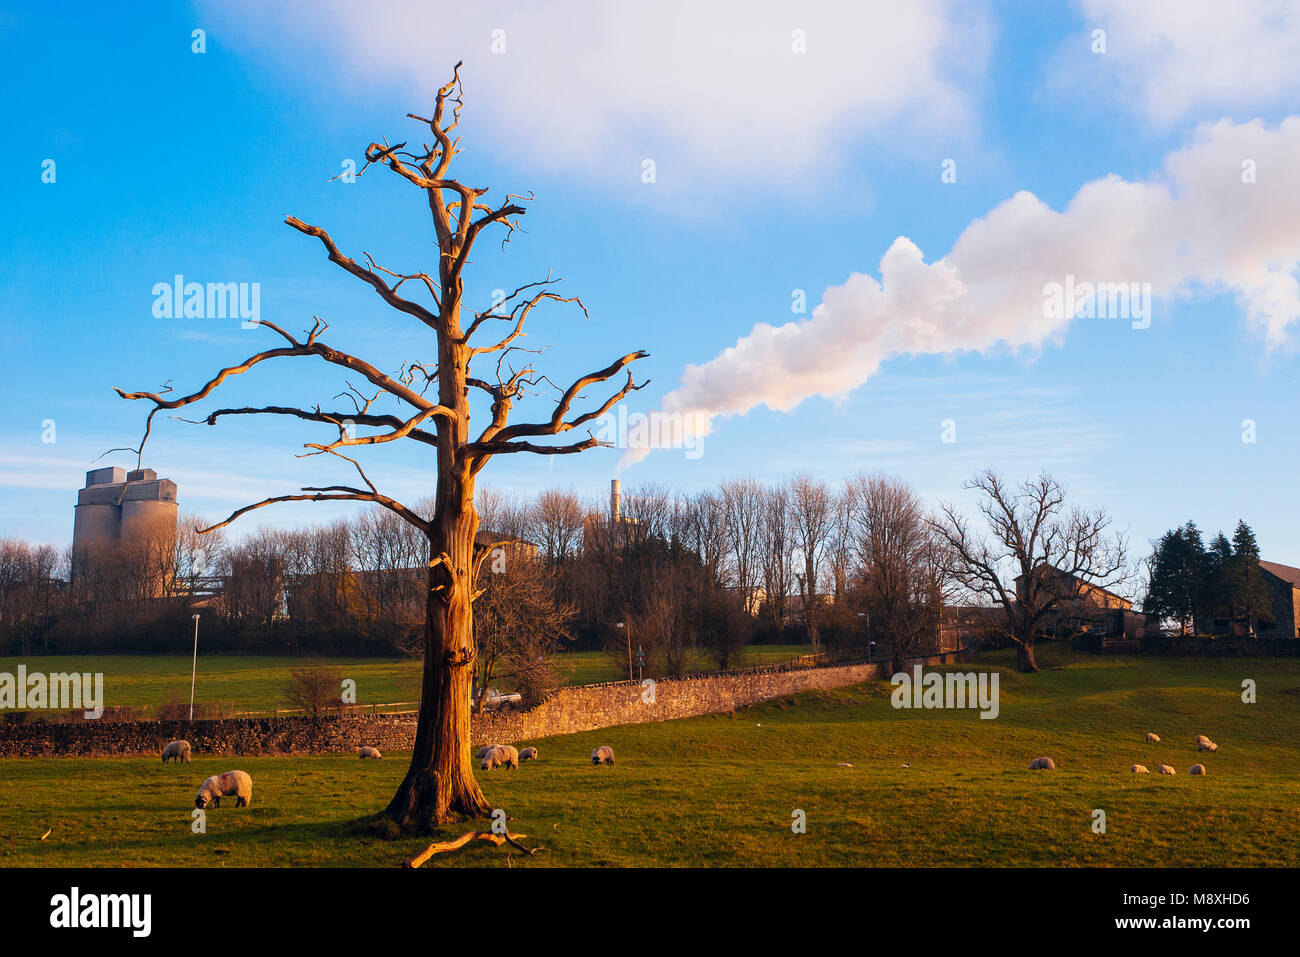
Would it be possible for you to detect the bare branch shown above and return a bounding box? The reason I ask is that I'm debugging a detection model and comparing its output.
[285,216,441,329]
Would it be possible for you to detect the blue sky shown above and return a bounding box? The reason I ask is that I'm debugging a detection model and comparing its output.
[2,1,1298,574]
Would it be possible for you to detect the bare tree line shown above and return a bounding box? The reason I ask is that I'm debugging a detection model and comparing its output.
[2,469,1128,677]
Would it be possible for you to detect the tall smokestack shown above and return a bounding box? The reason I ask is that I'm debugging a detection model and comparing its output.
[610,479,621,524]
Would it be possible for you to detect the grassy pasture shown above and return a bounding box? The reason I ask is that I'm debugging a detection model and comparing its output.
[1,646,1296,867]
[0,645,813,716]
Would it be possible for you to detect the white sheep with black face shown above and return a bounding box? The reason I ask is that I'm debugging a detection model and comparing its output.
[1027,756,1055,771]
[591,746,615,765]
[1132,764,1149,773]
[519,747,538,761]
[195,770,253,809]
[475,744,502,761]
[1158,764,1176,775]
[1189,764,1207,776]
[357,746,382,759]
[1145,733,1160,743]
[480,745,518,770]
[161,740,191,764]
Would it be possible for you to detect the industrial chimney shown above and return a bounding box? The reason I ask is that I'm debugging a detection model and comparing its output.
[610,479,621,524]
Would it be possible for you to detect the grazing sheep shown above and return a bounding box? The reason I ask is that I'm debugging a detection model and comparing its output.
[1189,764,1207,776]
[1198,739,1219,752]
[591,746,615,765]
[195,770,253,809]
[1145,732,1160,743]
[161,740,191,764]
[1028,757,1056,771]
[480,745,519,771]
[357,746,382,759]
[475,744,502,761]
[1132,764,1149,773]
[836,762,853,768]
[1158,764,1176,775]
[519,747,538,761]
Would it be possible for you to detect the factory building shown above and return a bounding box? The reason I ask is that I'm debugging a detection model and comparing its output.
[72,467,179,583]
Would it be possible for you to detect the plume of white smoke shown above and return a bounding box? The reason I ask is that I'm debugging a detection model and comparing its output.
[621,117,1300,466]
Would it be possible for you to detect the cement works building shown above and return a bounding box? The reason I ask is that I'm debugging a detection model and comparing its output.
[72,466,179,578]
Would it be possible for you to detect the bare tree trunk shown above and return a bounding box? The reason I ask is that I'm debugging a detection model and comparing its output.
[386,476,491,827]
[1016,637,1039,673]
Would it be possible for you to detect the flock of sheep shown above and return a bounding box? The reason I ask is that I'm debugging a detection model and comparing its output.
[158,737,617,812]
[475,743,615,769]
[1027,732,1221,777]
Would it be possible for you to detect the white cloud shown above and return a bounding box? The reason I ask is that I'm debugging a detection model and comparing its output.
[201,0,988,183]
[624,117,1300,464]
[1065,0,1300,123]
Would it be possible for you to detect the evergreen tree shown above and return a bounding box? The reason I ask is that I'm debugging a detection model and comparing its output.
[1229,521,1272,634]
[1144,521,1205,635]
[1204,532,1234,632]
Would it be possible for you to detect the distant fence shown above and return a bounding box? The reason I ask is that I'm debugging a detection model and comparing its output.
[0,647,974,758]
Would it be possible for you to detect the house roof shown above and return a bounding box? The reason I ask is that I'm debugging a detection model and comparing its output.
[1260,560,1300,588]
[1013,566,1130,605]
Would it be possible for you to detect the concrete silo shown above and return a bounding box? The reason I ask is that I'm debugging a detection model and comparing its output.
[72,467,179,588]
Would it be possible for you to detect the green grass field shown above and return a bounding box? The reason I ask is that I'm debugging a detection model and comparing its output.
[0,645,813,716]
[2,645,1296,867]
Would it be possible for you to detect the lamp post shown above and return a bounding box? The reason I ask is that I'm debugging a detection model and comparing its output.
[189,613,200,720]
[616,622,632,681]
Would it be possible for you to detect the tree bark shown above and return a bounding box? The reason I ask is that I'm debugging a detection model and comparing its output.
[385,472,491,828]
[1016,638,1039,673]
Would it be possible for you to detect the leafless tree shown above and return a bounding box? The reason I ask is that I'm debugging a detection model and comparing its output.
[826,482,854,604]
[0,539,61,655]
[678,491,729,586]
[759,482,794,630]
[621,482,674,540]
[475,487,531,542]
[528,489,586,563]
[849,474,951,672]
[930,470,1127,673]
[789,474,833,652]
[720,477,764,613]
[113,64,647,828]
[283,661,343,719]
[473,553,573,709]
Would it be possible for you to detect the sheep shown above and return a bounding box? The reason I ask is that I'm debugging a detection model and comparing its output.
[195,770,253,809]
[475,744,502,761]
[836,762,853,768]
[480,745,519,771]
[1198,739,1219,752]
[1145,732,1160,743]
[1027,756,1055,771]
[1132,764,1149,773]
[591,746,615,765]
[1189,764,1207,776]
[519,747,538,761]
[161,740,191,764]
[357,746,382,759]
[1158,764,1176,775]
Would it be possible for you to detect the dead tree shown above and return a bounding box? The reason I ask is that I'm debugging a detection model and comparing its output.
[930,470,1126,673]
[113,63,648,828]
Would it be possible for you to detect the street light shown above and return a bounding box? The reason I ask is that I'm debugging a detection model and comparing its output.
[189,613,200,720]
[616,622,632,681]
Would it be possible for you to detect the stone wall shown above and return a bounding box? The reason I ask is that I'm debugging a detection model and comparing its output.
[1140,635,1300,657]
[0,650,970,758]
